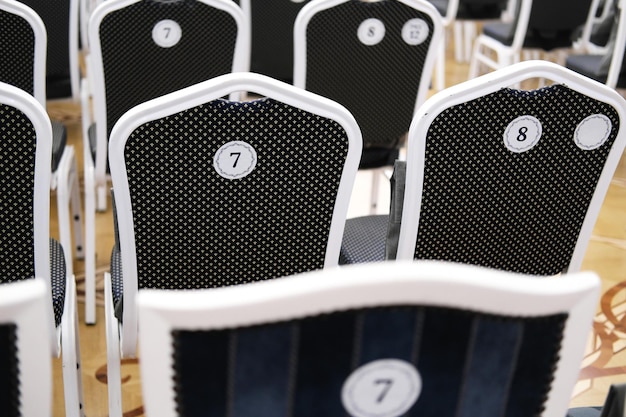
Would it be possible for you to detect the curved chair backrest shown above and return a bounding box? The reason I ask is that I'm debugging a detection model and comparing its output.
[0,0,46,104]
[294,0,443,153]
[0,278,52,417]
[19,0,80,100]
[0,81,55,337]
[397,61,626,275]
[88,0,249,182]
[138,261,600,417]
[524,0,594,51]
[109,72,361,355]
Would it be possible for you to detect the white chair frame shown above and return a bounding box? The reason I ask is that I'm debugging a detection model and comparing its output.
[81,0,250,324]
[138,260,600,417]
[397,60,626,272]
[0,278,52,417]
[0,0,84,292]
[0,81,84,417]
[293,0,443,214]
[105,71,362,417]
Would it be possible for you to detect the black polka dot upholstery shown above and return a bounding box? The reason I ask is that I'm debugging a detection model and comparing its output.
[339,215,388,265]
[0,9,36,95]
[97,0,240,140]
[341,83,621,276]
[113,97,350,300]
[413,84,619,275]
[0,103,66,327]
[303,1,435,162]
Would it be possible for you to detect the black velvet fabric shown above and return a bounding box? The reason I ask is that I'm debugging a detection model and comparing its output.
[0,324,19,417]
[172,306,567,417]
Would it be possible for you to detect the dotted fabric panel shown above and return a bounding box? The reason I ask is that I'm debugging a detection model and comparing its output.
[98,0,239,138]
[413,84,620,275]
[123,97,350,290]
[0,103,37,281]
[50,239,66,327]
[0,10,36,95]
[304,0,434,150]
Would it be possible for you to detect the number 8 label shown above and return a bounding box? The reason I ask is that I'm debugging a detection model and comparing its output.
[503,115,542,153]
[342,359,422,417]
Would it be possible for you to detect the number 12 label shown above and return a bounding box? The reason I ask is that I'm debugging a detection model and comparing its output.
[342,359,422,417]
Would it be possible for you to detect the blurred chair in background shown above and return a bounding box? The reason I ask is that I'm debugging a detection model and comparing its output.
[469,0,593,78]
[567,0,626,90]
[81,0,249,324]
[294,0,443,214]
[138,261,600,417]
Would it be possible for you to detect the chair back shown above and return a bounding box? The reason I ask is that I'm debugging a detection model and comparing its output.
[457,0,509,19]
[19,0,80,100]
[396,61,626,275]
[294,0,442,160]
[237,0,312,82]
[138,261,600,417]
[0,0,46,104]
[0,278,52,417]
[88,0,249,181]
[0,80,57,342]
[109,72,361,349]
[525,0,593,50]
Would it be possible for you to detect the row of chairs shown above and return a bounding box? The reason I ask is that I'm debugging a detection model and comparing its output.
[0,45,624,417]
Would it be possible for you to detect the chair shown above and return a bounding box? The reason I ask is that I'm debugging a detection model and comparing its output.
[0,278,52,417]
[18,0,81,101]
[427,0,510,89]
[0,81,84,417]
[468,0,594,78]
[137,260,600,417]
[340,60,626,276]
[81,0,250,324]
[293,0,443,214]
[235,0,312,83]
[105,72,361,417]
[566,0,626,90]
[0,0,85,293]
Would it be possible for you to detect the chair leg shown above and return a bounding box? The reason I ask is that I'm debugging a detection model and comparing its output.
[370,169,381,215]
[105,273,123,417]
[97,183,108,212]
[454,21,463,62]
[61,275,86,417]
[464,22,476,63]
[435,34,446,91]
[84,169,97,325]
[69,153,85,260]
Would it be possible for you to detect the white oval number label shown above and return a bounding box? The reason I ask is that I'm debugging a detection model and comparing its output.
[342,359,422,417]
[503,115,542,153]
[574,114,611,150]
[152,20,182,48]
[358,18,385,46]
[402,19,429,45]
[214,141,257,180]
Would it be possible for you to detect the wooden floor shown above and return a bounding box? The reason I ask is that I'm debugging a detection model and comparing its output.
[46,53,626,416]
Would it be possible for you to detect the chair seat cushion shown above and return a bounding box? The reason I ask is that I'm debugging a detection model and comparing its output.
[51,121,67,173]
[567,54,626,88]
[482,23,582,51]
[339,215,388,265]
[566,407,602,417]
[50,238,66,327]
[110,246,123,321]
